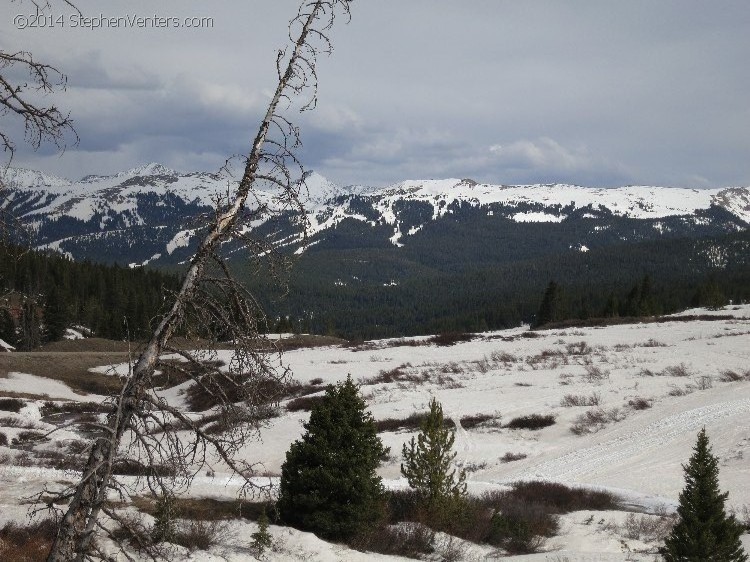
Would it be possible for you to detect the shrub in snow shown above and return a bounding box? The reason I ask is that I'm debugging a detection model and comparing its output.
[277,376,387,541]
[505,414,556,430]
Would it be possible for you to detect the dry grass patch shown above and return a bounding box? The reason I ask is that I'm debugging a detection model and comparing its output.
[0,518,58,562]
[0,351,129,395]
[131,496,274,522]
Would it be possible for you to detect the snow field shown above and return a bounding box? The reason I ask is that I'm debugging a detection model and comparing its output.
[0,305,749,559]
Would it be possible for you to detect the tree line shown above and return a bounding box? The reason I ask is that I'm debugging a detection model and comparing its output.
[0,244,180,348]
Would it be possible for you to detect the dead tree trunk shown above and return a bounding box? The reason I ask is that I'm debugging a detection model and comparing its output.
[47,2,352,560]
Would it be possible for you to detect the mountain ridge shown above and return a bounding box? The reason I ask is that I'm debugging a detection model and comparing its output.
[2,164,749,266]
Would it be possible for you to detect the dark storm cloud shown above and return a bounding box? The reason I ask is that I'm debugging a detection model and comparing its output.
[6,0,750,187]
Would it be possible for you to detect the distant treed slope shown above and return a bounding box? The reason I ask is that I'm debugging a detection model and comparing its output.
[2,165,749,339]
[0,244,180,344]
[252,229,750,339]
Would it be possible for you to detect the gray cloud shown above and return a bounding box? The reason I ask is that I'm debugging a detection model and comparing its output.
[6,0,750,188]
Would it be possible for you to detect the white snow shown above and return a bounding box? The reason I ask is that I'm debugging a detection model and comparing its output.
[513,211,565,223]
[0,338,14,352]
[1,306,749,560]
[63,328,85,340]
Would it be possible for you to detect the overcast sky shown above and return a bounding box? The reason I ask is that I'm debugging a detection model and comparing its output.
[4,0,750,187]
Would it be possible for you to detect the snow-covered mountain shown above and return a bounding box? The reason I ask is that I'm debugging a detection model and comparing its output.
[2,164,749,266]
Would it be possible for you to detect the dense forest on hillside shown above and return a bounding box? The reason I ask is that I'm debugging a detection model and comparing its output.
[2,226,749,345]
[0,244,180,348]
[249,229,750,339]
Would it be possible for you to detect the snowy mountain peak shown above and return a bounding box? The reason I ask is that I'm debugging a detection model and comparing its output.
[122,163,177,177]
[0,167,71,188]
[299,170,342,204]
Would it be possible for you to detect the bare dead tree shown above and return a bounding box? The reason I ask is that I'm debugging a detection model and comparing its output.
[1,1,78,242]
[44,1,353,560]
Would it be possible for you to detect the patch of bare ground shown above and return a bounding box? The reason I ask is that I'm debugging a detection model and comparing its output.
[0,352,130,395]
[536,313,736,330]
[131,496,274,522]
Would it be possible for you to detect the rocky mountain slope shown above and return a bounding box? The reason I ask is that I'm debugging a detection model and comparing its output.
[2,164,748,267]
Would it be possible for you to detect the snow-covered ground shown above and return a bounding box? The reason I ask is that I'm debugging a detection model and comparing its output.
[1,306,749,560]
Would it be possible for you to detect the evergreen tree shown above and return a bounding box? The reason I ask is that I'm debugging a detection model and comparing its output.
[18,299,41,350]
[250,508,273,556]
[151,491,178,544]
[277,376,387,541]
[0,308,15,345]
[662,429,747,561]
[44,285,68,342]
[401,397,467,507]
[535,281,560,327]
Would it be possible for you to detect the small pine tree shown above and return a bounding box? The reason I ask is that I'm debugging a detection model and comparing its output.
[277,375,387,541]
[401,398,467,507]
[151,491,179,544]
[662,428,748,562]
[250,508,273,556]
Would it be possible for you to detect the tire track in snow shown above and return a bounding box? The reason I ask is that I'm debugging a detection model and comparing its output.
[518,398,750,481]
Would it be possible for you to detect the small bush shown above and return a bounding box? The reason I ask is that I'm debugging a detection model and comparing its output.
[286,394,326,412]
[500,452,527,463]
[360,364,425,386]
[428,332,473,346]
[506,481,618,512]
[377,413,426,433]
[11,430,48,446]
[173,519,224,551]
[487,508,550,554]
[0,518,58,562]
[376,412,455,433]
[490,350,518,364]
[40,400,111,418]
[505,414,555,430]
[583,365,610,383]
[639,339,667,347]
[664,363,692,377]
[566,341,592,355]
[627,397,652,410]
[668,385,695,397]
[560,392,601,407]
[459,413,499,429]
[309,377,324,385]
[111,459,177,477]
[570,408,624,435]
[0,432,7,446]
[355,522,435,557]
[620,512,676,542]
[694,375,713,390]
[0,416,38,429]
[0,398,24,413]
